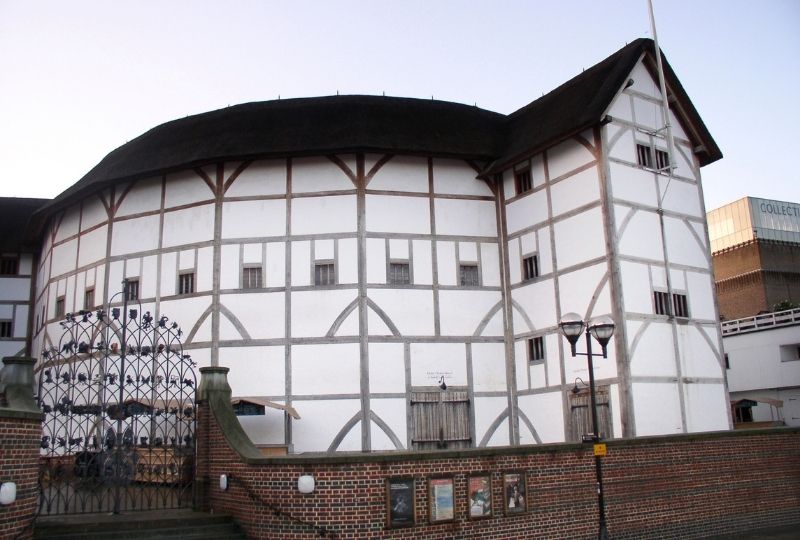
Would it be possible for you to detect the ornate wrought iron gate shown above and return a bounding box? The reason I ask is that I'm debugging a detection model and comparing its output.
[37,286,196,515]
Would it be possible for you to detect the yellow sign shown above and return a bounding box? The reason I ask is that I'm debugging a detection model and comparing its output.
[593,443,607,457]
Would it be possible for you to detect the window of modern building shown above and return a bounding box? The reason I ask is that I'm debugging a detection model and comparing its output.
[314,262,336,286]
[522,254,539,281]
[84,288,95,310]
[0,257,18,275]
[410,389,471,450]
[636,143,653,169]
[178,272,195,295]
[672,293,689,318]
[242,266,263,289]
[655,148,670,170]
[527,336,545,363]
[126,279,140,302]
[55,296,66,318]
[653,290,670,315]
[569,385,611,441]
[459,264,480,287]
[514,169,532,195]
[388,262,411,285]
[0,320,11,338]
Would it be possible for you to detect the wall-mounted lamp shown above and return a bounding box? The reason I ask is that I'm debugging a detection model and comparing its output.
[0,482,17,505]
[219,474,229,491]
[438,376,447,391]
[298,474,315,494]
[571,377,588,394]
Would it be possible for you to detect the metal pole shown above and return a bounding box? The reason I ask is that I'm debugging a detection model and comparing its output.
[585,332,609,539]
[114,279,130,514]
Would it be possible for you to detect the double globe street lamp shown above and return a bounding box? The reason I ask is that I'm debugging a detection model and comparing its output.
[559,312,615,540]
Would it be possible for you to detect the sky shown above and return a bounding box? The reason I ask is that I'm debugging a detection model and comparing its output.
[1,0,798,211]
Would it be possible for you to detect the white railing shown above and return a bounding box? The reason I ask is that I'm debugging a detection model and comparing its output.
[721,307,800,336]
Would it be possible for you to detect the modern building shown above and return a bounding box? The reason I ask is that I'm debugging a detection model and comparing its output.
[19,38,731,454]
[722,308,800,428]
[707,196,800,320]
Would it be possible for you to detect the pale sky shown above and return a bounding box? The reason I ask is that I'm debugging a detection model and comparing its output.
[1,0,798,211]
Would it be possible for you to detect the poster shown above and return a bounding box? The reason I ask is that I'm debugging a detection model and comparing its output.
[386,477,415,528]
[428,477,455,523]
[467,474,492,519]
[503,472,527,514]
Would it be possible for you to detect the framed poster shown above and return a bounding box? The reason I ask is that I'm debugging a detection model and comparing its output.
[386,477,415,528]
[428,476,455,523]
[467,473,493,519]
[503,472,527,514]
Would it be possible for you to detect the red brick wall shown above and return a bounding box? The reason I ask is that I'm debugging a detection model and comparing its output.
[197,403,800,540]
[0,415,41,540]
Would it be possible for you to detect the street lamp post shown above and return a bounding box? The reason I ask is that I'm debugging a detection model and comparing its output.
[559,312,615,540]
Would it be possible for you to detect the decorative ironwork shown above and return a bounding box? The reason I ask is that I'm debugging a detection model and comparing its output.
[37,280,196,515]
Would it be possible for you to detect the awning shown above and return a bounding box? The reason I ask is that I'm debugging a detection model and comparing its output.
[731,397,783,409]
[231,397,301,419]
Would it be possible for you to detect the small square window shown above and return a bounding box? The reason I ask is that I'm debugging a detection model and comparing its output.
[315,262,336,286]
[179,273,195,295]
[0,320,12,338]
[514,169,532,195]
[126,279,140,302]
[655,149,670,170]
[527,337,545,363]
[388,262,411,285]
[0,257,18,275]
[55,296,66,318]
[653,290,670,316]
[84,288,95,310]
[672,293,689,318]
[243,266,263,289]
[523,254,539,281]
[459,264,480,287]
[636,143,653,168]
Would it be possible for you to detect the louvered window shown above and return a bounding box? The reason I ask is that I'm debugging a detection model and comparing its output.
[410,389,471,450]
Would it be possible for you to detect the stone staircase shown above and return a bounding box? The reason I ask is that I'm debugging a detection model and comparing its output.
[33,509,247,539]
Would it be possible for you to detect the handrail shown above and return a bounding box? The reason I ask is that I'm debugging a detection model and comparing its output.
[721,308,800,336]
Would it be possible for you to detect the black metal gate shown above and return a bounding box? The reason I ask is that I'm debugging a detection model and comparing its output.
[37,284,196,515]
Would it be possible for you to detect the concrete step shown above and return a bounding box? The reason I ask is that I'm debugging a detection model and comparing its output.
[34,509,246,540]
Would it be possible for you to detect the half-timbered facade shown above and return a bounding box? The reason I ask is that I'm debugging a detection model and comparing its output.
[21,38,730,453]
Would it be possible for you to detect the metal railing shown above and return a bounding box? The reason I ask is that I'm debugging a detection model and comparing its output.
[721,308,800,336]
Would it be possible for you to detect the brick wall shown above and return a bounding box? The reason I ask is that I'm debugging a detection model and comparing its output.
[0,414,41,540]
[197,399,800,540]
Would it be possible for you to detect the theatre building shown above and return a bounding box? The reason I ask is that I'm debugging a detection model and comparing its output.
[20,38,731,454]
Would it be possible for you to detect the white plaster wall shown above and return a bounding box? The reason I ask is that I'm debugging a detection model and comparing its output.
[547,137,595,181]
[609,162,658,207]
[725,325,800,392]
[163,205,215,248]
[518,392,565,443]
[368,343,406,393]
[77,226,108,268]
[616,208,664,260]
[507,239,521,284]
[367,155,428,193]
[660,179,702,218]
[265,242,285,288]
[291,290,356,338]
[619,261,653,314]
[677,325,723,379]
[0,278,32,302]
[474,396,509,447]
[366,238,386,284]
[512,279,556,333]
[480,243,500,287]
[338,238,358,284]
[409,342,466,386]
[556,264,611,322]
[684,383,729,432]
[370,398,407,450]
[292,343,360,395]
[412,240,432,285]
[438,290,502,336]
[505,190,548,234]
[368,289,434,336]
[432,159,490,196]
[219,345,285,396]
[290,241,311,287]
[436,242,457,286]
[606,125,637,163]
[550,167,600,218]
[434,199,496,237]
[633,96,663,132]
[116,177,162,217]
[222,292,285,339]
[291,399,361,453]
[81,196,108,231]
[237,412,285,445]
[165,170,214,207]
[470,342,507,392]
[225,160,286,197]
[553,207,606,270]
[141,256,158,298]
[628,322,677,377]
[563,340,618,382]
[51,240,77,278]
[663,217,710,268]
[632,382,683,436]
[54,206,81,243]
[366,195,430,234]
[685,272,716,321]
[222,200,286,238]
[292,157,354,193]
[291,195,357,235]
